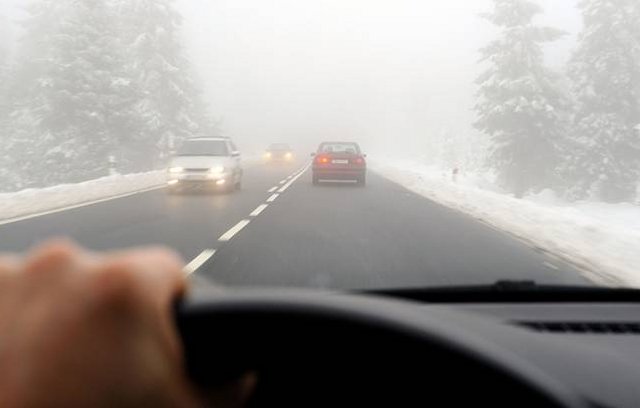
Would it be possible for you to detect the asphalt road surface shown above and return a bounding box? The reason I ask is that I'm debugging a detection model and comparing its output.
[0,159,593,290]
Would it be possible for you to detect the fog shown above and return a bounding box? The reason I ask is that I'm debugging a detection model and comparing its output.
[3,0,638,202]
[176,0,580,155]
[0,0,580,156]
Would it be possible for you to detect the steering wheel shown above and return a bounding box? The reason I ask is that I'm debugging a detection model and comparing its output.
[176,289,585,407]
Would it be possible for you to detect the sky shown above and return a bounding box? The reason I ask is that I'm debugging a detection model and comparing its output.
[1,0,581,155]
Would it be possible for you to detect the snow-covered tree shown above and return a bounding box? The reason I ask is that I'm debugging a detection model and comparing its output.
[0,12,11,117]
[0,13,16,190]
[1,0,214,190]
[475,0,568,197]
[562,0,640,202]
[7,0,141,187]
[0,13,10,78]
[115,0,215,170]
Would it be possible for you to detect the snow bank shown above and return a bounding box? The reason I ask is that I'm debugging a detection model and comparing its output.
[372,159,640,288]
[0,157,269,223]
[0,171,165,223]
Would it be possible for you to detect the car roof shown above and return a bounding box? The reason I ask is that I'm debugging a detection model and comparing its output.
[319,141,360,145]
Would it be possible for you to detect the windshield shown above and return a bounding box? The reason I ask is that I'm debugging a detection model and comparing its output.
[0,0,638,292]
[178,140,229,157]
[318,143,361,155]
[268,144,291,151]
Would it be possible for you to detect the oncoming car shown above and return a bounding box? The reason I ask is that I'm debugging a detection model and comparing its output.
[167,138,242,193]
[311,142,367,186]
[264,143,294,162]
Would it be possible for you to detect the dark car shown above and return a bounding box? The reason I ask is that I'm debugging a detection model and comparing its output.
[264,143,294,162]
[311,142,366,185]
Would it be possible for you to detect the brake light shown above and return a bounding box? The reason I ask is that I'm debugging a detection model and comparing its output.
[316,156,330,164]
[353,157,365,165]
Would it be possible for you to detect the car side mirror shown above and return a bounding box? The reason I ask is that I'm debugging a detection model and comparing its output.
[363,153,367,158]
[310,152,316,157]
[231,151,240,157]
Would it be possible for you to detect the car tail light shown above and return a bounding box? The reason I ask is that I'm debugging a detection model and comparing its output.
[353,157,365,165]
[316,155,330,164]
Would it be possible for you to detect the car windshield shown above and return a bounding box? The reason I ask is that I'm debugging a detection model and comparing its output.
[268,144,290,151]
[178,140,229,156]
[319,143,361,154]
[0,0,639,293]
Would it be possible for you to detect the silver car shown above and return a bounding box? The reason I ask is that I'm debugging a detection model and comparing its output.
[167,138,243,193]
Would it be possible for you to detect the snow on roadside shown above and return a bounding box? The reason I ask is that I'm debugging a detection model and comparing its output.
[0,171,165,223]
[372,159,640,288]
[0,156,270,223]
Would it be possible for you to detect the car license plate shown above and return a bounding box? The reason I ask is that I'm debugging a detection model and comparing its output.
[332,159,349,164]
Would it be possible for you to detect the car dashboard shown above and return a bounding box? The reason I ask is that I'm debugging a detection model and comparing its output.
[435,302,640,407]
[179,289,640,408]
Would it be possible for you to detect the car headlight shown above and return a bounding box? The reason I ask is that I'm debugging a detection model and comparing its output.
[169,167,184,173]
[285,152,293,159]
[264,152,272,159]
[209,166,225,174]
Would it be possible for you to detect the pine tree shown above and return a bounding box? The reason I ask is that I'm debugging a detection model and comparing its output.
[563,0,640,202]
[0,14,9,75]
[1,2,62,191]
[8,0,139,187]
[0,13,16,191]
[475,0,568,197]
[0,12,11,125]
[115,0,214,170]
[3,0,214,190]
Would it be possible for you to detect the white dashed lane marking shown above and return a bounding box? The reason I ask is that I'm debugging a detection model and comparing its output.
[543,261,560,271]
[218,219,251,242]
[206,164,309,250]
[184,249,216,275]
[250,204,269,217]
[277,166,309,193]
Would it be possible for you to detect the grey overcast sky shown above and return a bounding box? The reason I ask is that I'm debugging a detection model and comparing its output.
[2,0,580,154]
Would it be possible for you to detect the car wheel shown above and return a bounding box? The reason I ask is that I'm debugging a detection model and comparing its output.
[235,179,242,190]
[357,174,366,187]
[312,174,320,185]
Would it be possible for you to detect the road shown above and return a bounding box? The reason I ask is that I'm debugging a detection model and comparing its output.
[0,159,593,290]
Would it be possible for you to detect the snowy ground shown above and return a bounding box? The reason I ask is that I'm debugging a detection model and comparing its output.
[0,171,165,223]
[0,155,263,224]
[372,159,640,288]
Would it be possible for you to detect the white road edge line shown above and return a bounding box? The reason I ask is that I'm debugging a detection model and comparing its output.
[543,261,560,271]
[266,193,279,202]
[250,204,269,217]
[218,219,251,242]
[0,185,165,227]
[268,186,278,193]
[279,180,287,184]
[184,249,216,275]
